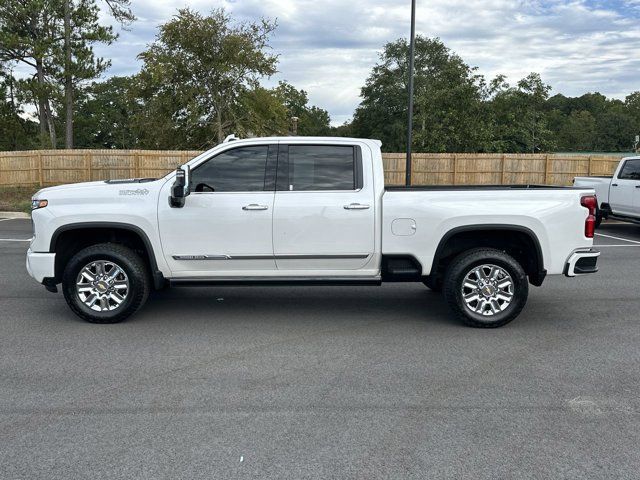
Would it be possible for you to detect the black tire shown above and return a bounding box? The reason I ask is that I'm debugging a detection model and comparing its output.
[62,243,150,324]
[422,277,442,293]
[595,208,603,229]
[443,248,528,328]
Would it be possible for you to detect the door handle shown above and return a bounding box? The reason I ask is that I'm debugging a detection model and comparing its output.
[612,184,618,187]
[242,204,268,211]
[636,185,640,188]
[344,203,370,210]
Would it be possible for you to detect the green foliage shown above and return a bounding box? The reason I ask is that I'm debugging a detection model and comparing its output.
[0,68,39,150]
[3,9,640,154]
[0,0,64,147]
[352,37,640,153]
[74,76,142,148]
[0,0,132,148]
[484,73,555,152]
[554,110,596,151]
[274,81,331,135]
[352,37,487,152]
[136,8,278,147]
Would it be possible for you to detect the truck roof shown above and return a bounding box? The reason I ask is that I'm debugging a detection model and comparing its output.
[222,136,382,147]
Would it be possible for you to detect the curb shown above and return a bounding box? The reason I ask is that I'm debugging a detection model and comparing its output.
[0,211,30,219]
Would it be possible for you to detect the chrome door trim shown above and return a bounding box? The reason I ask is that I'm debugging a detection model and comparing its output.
[172,253,370,261]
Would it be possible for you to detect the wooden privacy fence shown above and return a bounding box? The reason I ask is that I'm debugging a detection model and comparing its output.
[382,153,622,186]
[0,149,624,187]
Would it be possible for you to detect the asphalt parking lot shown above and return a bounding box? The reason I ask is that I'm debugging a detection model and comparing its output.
[1,218,639,479]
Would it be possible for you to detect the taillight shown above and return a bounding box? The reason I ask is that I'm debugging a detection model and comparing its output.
[581,195,597,238]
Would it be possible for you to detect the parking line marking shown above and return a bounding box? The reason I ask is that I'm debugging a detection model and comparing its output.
[0,238,31,242]
[0,218,19,222]
[595,233,640,244]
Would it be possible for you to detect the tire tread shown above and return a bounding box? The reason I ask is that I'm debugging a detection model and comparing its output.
[62,243,149,324]
[443,248,528,328]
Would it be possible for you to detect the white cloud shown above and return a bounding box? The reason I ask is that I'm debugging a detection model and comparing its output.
[14,0,640,125]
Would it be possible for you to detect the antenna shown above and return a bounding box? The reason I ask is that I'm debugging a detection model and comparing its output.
[223,134,239,143]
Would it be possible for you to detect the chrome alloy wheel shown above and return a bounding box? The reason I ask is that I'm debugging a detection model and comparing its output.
[461,264,514,316]
[76,260,129,312]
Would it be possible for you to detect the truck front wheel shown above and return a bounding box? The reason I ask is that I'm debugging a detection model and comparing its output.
[422,277,442,292]
[62,243,150,324]
[443,248,528,328]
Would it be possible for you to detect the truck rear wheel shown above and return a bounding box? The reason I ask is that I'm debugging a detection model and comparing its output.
[443,248,528,328]
[62,243,150,324]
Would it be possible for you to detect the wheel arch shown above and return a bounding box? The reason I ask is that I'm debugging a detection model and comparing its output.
[50,222,165,289]
[430,224,546,286]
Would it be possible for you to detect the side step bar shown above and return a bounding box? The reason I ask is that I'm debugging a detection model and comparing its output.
[170,277,382,287]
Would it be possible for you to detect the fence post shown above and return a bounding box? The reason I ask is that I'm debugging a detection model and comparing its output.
[544,154,551,184]
[37,151,43,187]
[85,151,92,181]
[501,153,506,185]
[453,154,458,185]
[134,152,141,178]
[588,155,593,176]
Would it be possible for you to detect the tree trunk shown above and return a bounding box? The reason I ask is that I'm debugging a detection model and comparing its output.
[35,57,56,148]
[8,74,18,149]
[36,99,47,148]
[44,100,57,148]
[64,0,73,148]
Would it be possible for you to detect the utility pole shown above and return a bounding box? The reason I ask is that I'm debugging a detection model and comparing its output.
[405,0,417,186]
[64,0,73,148]
[291,116,299,136]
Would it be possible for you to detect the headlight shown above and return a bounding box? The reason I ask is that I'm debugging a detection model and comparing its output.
[31,199,48,210]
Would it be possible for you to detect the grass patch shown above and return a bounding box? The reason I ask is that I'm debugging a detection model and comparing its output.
[0,185,40,213]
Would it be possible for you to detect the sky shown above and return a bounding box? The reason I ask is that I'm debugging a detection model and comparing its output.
[92,0,640,125]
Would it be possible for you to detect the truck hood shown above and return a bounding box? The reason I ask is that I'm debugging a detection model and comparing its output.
[33,179,160,198]
[31,179,168,215]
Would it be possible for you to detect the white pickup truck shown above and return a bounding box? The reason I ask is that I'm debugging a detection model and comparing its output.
[27,136,600,328]
[574,156,640,225]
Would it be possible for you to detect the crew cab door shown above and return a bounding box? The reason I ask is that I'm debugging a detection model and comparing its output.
[610,158,640,216]
[272,143,375,272]
[157,144,277,275]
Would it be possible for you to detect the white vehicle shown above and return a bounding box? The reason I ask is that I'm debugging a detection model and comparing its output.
[27,137,600,328]
[574,156,640,225]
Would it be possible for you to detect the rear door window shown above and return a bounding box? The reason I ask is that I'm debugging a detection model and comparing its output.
[287,145,356,191]
[619,159,640,180]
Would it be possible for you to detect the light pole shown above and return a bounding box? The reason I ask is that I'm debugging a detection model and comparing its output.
[405,0,417,186]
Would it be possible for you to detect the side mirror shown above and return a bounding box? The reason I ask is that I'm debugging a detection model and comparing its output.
[170,165,190,208]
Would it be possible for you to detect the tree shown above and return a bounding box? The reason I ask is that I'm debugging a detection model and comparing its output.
[60,0,134,148]
[137,8,277,146]
[274,81,331,135]
[0,66,39,150]
[595,101,636,151]
[0,0,63,147]
[351,36,486,152]
[625,91,640,149]
[556,110,596,151]
[234,86,288,137]
[73,75,141,148]
[485,73,555,152]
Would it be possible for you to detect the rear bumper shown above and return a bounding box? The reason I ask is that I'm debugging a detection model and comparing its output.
[26,248,56,283]
[564,248,600,277]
